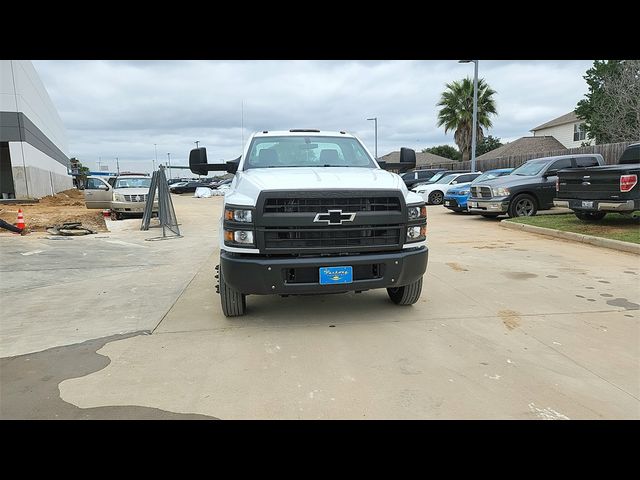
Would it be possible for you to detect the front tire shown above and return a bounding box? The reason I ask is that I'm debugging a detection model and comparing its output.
[387,277,423,305]
[220,268,247,317]
[508,194,537,217]
[574,211,607,221]
[428,191,444,205]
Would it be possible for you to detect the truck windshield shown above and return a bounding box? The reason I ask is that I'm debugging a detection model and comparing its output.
[511,160,547,176]
[244,136,376,169]
[472,170,512,183]
[115,178,151,188]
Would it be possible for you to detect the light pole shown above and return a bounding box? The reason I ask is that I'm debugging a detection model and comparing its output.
[116,156,120,175]
[367,117,378,159]
[153,143,158,172]
[167,153,172,180]
[195,140,200,149]
[459,60,479,172]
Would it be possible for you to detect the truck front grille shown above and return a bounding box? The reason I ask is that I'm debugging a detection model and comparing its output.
[123,194,148,202]
[471,186,492,198]
[264,196,401,213]
[262,224,402,251]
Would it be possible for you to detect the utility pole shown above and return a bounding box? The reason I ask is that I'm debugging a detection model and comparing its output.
[241,100,245,154]
[367,117,378,159]
[167,153,172,180]
[153,143,158,172]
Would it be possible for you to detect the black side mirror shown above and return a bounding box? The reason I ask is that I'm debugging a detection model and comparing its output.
[189,147,238,175]
[399,147,416,165]
[544,170,558,177]
[378,147,416,173]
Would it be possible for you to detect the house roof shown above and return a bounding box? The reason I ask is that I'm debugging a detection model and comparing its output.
[531,111,580,132]
[475,136,565,161]
[378,150,453,166]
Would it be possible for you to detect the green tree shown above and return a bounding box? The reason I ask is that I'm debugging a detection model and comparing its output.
[575,60,640,144]
[422,145,461,161]
[436,77,497,162]
[475,135,503,156]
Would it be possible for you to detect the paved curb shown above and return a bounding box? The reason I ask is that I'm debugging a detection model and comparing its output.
[500,220,640,255]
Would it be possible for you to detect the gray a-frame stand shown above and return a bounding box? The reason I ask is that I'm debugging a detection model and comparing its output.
[141,165,182,240]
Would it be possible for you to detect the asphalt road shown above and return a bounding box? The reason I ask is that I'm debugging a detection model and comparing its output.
[1,196,639,419]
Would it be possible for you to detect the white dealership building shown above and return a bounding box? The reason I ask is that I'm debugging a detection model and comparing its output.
[1,60,72,199]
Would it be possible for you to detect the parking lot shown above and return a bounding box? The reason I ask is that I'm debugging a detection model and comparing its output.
[1,195,639,419]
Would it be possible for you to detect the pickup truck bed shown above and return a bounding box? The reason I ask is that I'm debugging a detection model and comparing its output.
[554,143,640,218]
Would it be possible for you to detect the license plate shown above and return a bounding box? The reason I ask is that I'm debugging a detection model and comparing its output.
[444,201,450,206]
[469,201,478,208]
[581,201,594,208]
[319,266,353,285]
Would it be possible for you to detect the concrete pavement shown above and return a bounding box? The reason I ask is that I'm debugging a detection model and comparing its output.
[2,199,639,419]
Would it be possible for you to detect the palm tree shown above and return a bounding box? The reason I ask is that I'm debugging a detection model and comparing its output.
[436,77,497,162]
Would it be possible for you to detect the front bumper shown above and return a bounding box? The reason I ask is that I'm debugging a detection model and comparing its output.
[467,198,509,214]
[554,199,639,212]
[221,247,428,295]
[443,194,469,210]
[111,201,159,213]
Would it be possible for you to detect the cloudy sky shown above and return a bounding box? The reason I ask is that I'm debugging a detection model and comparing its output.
[33,60,593,177]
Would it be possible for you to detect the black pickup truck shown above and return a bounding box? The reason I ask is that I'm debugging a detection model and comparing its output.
[467,153,604,218]
[554,143,640,221]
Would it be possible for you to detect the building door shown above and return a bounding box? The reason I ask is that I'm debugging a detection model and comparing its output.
[0,143,16,199]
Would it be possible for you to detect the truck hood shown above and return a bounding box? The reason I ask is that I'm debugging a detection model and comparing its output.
[226,167,421,206]
[473,174,541,189]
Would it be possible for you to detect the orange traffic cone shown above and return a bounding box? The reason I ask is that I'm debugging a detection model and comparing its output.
[16,209,25,230]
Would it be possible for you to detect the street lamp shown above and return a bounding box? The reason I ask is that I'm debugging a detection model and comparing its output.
[367,117,378,159]
[153,143,158,172]
[116,156,120,175]
[195,140,200,149]
[459,60,479,172]
[167,153,172,180]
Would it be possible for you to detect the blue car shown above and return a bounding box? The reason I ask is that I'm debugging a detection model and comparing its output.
[443,168,514,212]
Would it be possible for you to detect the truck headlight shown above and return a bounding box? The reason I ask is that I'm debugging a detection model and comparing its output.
[224,229,255,246]
[492,187,510,197]
[225,208,253,223]
[459,189,470,195]
[406,225,427,242]
[114,194,125,202]
[407,205,427,219]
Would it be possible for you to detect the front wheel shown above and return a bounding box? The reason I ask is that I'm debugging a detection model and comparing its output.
[387,277,423,305]
[220,268,247,317]
[428,191,444,205]
[574,211,606,222]
[508,194,537,217]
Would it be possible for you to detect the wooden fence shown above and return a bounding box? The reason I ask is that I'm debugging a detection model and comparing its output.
[422,140,638,171]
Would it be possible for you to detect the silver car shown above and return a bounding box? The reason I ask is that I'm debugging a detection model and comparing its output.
[84,175,158,219]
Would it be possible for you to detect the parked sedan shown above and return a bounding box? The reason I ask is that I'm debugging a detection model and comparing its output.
[170,181,208,194]
[443,168,514,212]
[413,172,482,205]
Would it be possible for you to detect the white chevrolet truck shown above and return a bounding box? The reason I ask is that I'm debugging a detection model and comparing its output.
[189,129,428,317]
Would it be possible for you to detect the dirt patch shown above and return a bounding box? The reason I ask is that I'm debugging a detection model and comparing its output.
[503,272,538,280]
[0,189,107,233]
[446,262,468,272]
[498,310,521,330]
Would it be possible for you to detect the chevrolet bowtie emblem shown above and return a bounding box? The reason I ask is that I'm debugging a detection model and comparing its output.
[313,209,356,225]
